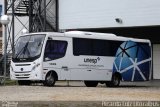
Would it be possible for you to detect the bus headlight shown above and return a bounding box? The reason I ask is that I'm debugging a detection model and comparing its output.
[31,63,40,71]
[10,66,13,72]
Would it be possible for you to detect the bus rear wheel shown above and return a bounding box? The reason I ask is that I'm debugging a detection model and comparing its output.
[105,74,120,87]
[84,81,98,87]
[43,72,56,87]
[18,80,31,85]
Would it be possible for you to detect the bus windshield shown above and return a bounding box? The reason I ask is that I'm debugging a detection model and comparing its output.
[12,34,46,62]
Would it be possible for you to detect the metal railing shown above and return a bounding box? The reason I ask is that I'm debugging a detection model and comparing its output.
[7,0,29,16]
[0,52,11,85]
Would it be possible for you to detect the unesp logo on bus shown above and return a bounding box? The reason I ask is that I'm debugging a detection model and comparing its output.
[84,57,100,64]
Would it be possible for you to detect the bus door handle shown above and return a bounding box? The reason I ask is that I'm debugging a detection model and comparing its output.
[62,66,68,71]
[87,70,92,71]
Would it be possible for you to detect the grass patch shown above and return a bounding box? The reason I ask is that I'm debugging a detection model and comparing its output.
[4,79,17,85]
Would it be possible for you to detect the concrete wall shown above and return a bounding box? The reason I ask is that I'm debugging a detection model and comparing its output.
[153,44,160,79]
[59,0,160,30]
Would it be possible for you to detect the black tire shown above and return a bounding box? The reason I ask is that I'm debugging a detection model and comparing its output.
[105,74,120,87]
[84,81,98,87]
[43,72,56,87]
[18,80,31,85]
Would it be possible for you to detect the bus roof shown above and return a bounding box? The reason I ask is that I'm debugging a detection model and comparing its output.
[65,31,150,43]
[23,31,151,43]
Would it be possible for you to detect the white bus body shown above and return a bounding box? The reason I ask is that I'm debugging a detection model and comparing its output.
[10,31,152,87]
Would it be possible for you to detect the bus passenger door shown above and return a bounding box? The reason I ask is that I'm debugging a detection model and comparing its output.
[61,65,70,80]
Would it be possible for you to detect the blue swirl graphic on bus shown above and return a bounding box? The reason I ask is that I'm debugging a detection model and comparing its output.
[113,41,151,81]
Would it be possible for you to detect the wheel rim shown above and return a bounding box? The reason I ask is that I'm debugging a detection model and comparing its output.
[113,76,119,86]
[46,72,54,85]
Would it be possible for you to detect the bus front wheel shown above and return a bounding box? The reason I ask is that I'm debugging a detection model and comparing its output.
[43,72,56,87]
[105,74,121,87]
[84,81,98,87]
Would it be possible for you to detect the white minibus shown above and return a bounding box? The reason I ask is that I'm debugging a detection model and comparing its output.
[10,31,152,87]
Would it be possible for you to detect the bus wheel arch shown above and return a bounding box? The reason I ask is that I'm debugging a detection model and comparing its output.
[106,72,122,87]
[43,70,58,87]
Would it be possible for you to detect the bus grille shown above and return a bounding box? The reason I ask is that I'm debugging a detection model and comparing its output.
[14,72,30,79]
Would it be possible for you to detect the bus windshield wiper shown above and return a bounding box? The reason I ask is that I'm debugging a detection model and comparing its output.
[15,42,30,59]
[15,36,32,59]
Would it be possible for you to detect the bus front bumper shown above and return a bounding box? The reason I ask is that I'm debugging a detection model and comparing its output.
[10,71,42,80]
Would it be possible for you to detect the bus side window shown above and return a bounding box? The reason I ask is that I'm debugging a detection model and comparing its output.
[44,40,68,61]
[73,38,123,57]
[73,38,92,56]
